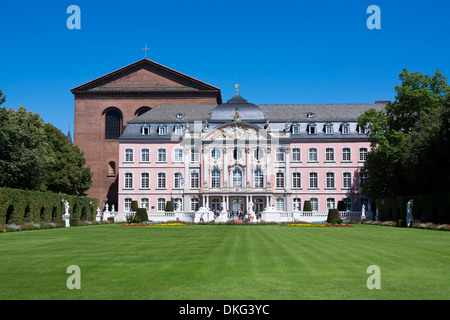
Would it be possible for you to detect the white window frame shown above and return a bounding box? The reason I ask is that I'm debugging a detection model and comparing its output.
[276,172,285,189]
[157,148,167,162]
[157,198,166,212]
[140,198,150,212]
[190,172,199,189]
[190,198,199,212]
[140,172,150,189]
[292,148,301,162]
[158,125,167,136]
[325,147,335,162]
[308,147,318,162]
[359,147,368,162]
[173,148,183,162]
[292,172,301,189]
[124,198,132,211]
[343,172,352,189]
[310,198,319,211]
[276,198,285,211]
[140,148,150,163]
[157,172,166,189]
[124,172,133,189]
[124,148,134,163]
[211,169,221,188]
[326,198,335,210]
[275,148,285,162]
[342,147,351,162]
[254,168,264,188]
[309,172,318,189]
[326,172,335,189]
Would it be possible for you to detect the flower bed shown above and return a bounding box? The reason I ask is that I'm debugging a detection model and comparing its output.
[283,223,353,227]
[1,222,65,232]
[121,222,186,227]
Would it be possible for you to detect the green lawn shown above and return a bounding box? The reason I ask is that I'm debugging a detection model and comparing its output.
[0,223,449,300]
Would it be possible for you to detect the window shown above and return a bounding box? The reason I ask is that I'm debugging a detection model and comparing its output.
[310,198,319,211]
[232,169,243,187]
[191,198,199,211]
[292,124,300,135]
[140,198,149,212]
[190,172,199,189]
[157,198,166,212]
[326,172,335,189]
[191,148,200,163]
[359,172,369,186]
[174,198,183,211]
[211,148,221,160]
[254,168,264,188]
[255,198,265,213]
[342,147,351,162]
[174,125,182,135]
[343,197,352,211]
[308,123,317,134]
[326,198,335,210]
[124,198,132,211]
[124,172,133,189]
[292,148,301,162]
[211,169,221,188]
[105,109,122,140]
[343,172,352,189]
[276,198,285,211]
[325,123,334,135]
[308,148,318,162]
[359,147,368,162]
[360,198,370,211]
[158,125,167,135]
[341,123,350,135]
[292,172,301,189]
[174,172,182,188]
[293,198,301,211]
[157,172,166,189]
[108,161,116,176]
[141,125,150,135]
[309,172,318,189]
[157,148,166,162]
[254,148,264,160]
[211,198,221,211]
[173,198,183,211]
[358,125,366,134]
[174,148,183,162]
[124,148,133,162]
[276,172,285,188]
[233,148,243,160]
[276,148,285,162]
[141,148,150,162]
[325,148,334,162]
[141,172,149,189]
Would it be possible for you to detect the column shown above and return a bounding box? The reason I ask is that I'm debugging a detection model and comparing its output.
[246,148,252,188]
[223,148,228,187]
[203,147,209,188]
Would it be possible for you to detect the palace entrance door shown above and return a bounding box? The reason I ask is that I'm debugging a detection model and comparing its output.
[231,197,244,213]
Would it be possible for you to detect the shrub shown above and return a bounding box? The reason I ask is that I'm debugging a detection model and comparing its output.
[70,218,80,226]
[131,201,139,212]
[327,209,342,224]
[165,201,174,212]
[136,208,149,222]
[303,201,312,212]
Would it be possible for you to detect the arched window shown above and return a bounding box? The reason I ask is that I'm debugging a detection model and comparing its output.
[211,169,221,188]
[254,168,264,188]
[135,106,151,117]
[232,169,243,187]
[105,109,122,139]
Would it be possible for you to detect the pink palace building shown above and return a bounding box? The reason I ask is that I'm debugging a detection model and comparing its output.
[117,85,386,222]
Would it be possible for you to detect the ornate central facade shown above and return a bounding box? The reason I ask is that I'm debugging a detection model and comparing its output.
[117,85,386,217]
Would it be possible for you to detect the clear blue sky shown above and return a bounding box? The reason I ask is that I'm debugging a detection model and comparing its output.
[1,0,449,134]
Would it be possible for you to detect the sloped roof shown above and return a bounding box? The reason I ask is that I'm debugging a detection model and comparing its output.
[70,58,222,103]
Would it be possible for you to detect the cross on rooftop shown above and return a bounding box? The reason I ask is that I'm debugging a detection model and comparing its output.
[142,44,150,58]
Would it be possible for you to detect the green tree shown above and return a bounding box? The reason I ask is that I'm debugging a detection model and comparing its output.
[358,69,449,198]
[44,123,92,195]
[0,105,54,191]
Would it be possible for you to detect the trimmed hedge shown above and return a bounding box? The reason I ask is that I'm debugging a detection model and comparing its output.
[0,187,98,225]
[136,208,149,222]
[327,208,342,224]
[303,200,312,212]
[375,192,450,225]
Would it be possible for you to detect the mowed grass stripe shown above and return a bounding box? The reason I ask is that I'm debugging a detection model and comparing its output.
[0,224,449,299]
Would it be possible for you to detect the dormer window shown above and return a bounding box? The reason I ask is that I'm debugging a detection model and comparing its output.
[325,123,334,135]
[176,113,183,119]
[292,124,300,135]
[307,112,315,118]
[308,123,317,135]
[141,125,150,135]
[341,123,350,135]
[158,125,167,135]
[358,125,366,134]
[174,125,183,135]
